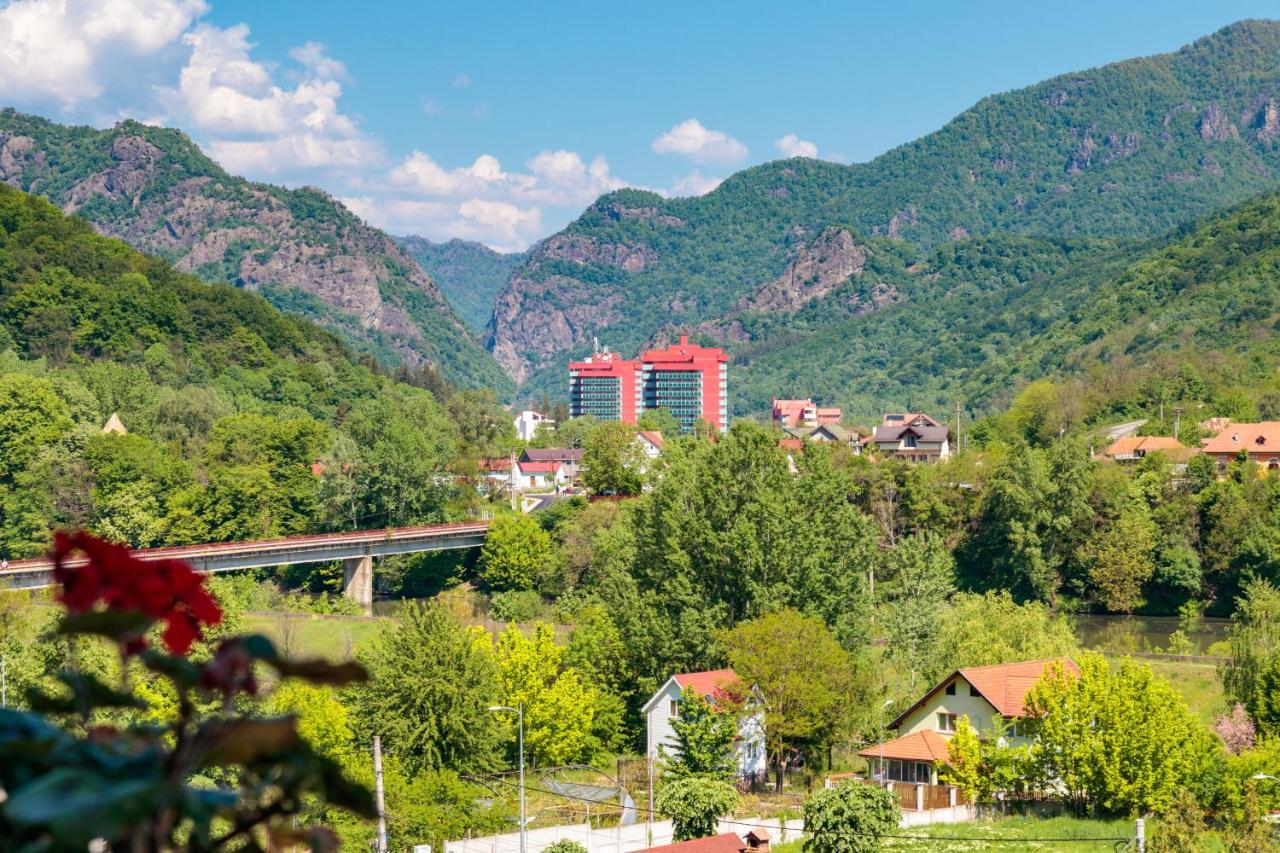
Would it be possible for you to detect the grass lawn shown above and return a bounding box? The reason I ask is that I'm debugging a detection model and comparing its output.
[1106,655,1225,726]
[772,815,1160,851]
[243,612,384,659]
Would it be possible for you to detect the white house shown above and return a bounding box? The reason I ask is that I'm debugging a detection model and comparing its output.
[514,410,554,442]
[512,459,570,491]
[635,430,664,460]
[642,669,768,782]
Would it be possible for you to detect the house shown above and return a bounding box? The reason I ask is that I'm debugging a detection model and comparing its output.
[513,410,554,442]
[1102,435,1196,463]
[512,459,569,491]
[519,447,584,480]
[772,398,841,429]
[859,658,1078,786]
[636,430,665,459]
[643,669,768,782]
[870,414,952,463]
[102,412,128,435]
[1202,422,1280,471]
[476,457,514,492]
[645,831,769,852]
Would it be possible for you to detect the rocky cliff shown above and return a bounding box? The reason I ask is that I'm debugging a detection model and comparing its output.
[0,110,511,395]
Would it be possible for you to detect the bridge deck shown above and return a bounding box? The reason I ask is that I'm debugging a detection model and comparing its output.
[0,521,491,591]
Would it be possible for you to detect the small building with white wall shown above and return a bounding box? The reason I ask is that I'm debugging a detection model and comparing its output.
[642,669,768,783]
[514,410,554,442]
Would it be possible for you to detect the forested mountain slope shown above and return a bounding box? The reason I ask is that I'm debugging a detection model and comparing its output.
[0,110,511,395]
[0,184,471,560]
[397,235,526,333]
[490,20,1280,402]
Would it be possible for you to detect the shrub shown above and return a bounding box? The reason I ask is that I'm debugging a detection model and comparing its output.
[655,775,739,841]
[489,589,544,623]
[544,842,587,853]
[802,782,899,853]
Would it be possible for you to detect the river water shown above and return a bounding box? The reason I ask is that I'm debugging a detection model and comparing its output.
[1071,614,1233,656]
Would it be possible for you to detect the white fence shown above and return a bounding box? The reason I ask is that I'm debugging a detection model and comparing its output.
[443,816,805,853]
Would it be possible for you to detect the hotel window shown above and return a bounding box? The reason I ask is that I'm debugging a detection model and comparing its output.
[936,712,957,733]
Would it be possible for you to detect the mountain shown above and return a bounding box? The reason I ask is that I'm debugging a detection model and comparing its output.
[489,20,1280,409]
[0,109,512,396]
[397,236,525,333]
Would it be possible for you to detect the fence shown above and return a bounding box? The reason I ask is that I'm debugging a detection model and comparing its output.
[443,816,806,853]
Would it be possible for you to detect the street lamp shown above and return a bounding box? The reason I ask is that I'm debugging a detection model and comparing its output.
[877,699,894,784]
[1253,773,1278,782]
[489,704,526,853]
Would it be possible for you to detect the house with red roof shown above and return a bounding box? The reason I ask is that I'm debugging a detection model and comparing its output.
[643,669,768,782]
[512,458,569,491]
[644,830,770,852]
[636,430,665,459]
[1202,422,1280,471]
[859,658,1077,786]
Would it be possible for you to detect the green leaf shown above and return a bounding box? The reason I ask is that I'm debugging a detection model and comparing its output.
[3,767,160,847]
[56,609,154,643]
[270,826,339,852]
[26,672,146,715]
[241,633,280,662]
[268,658,367,686]
[197,717,298,767]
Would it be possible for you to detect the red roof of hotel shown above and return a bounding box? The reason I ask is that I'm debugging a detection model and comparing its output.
[674,669,739,699]
[857,729,952,763]
[641,334,729,365]
[889,658,1078,729]
[645,833,746,852]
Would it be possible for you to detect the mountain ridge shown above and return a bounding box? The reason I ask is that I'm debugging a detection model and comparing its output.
[488,19,1280,407]
[0,109,512,396]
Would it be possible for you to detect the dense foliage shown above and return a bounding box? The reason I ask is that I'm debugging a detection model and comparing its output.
[0,184,499,559]
[397,235,526,333]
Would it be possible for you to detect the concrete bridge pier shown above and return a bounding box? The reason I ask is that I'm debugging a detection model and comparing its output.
[343,554,374,609]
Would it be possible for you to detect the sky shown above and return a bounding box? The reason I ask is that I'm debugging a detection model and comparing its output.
[0,1,1277,251]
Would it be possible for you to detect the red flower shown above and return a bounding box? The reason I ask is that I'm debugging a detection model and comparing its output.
[200,639,258,698]
[51,531,223,656]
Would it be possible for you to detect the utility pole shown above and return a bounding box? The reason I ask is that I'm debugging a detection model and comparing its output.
[954,400,964,453]
[373,736,388,853]
[1135,817,1145,853]
[1173,405,1184,440]
[489,704,526,853]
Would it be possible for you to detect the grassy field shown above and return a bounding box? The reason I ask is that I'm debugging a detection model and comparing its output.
[243,612,384,659]
[1104,655,1225,726]
[771,815,1164,851]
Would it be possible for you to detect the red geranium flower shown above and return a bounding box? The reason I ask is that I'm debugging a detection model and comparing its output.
[51,531,223,656]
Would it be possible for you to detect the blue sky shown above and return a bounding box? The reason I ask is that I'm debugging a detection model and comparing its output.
[0,0,1276,249]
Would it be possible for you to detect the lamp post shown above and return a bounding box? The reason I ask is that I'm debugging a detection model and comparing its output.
[877,698,894,784]
[489,704,526,853]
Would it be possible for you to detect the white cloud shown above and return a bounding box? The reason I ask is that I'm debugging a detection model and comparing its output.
[343,194,542,253]
[288,41,347,80]
[0,0,207,106]
[666,171,723,197]
[775,133,818,159]
[421,96,443,116]
[388,148,624,206]
[651,118,747,165]
[452,72,471,88]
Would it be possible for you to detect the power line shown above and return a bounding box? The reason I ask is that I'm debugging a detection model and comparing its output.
[470,774,1132,846]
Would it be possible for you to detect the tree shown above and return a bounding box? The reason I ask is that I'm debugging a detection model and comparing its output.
[1151,788,1206,853]
[544,842,587,853]
[349,600,501,774]
[478,513,554,591]
[1215,704,1257,755]
[664,692,737,779]
[655,775,738,841]
[937,715,1027,804]
[1081,494,1157,612]
[493,622,599,766]
[1221,579,1280,729]
[0,373,71,483]
[721,609,851,792]
[884,533,954,690]
[1023,654,1215,815]
[802,782,899,853]
[637,407,681,438]
[582,421,645,495]
[1224,782,1275,853]
[931,591,1078,675]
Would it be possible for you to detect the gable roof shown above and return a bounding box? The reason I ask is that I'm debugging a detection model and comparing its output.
[810,424,853,442]
[102,412,128,435]
[857,729,951,763]
[674,669,738,699]
[645,832,746,852]
[1203,422,1280,456]
[517,460,563,474]
[883,412,940,427]
[477,457,513,472]
[889,658,1078,729]
[637,430,665,449]
[520,448,584,463]
[1104,435,1187,457]
[873,423,950,443]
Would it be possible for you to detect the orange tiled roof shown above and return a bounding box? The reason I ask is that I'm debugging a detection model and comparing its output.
[1203,422,1280,456]
[638,430,665,448]
[674,669,738,700]
[857,729,951,763]
[778,438,804,451]
[645,833,746,852]
[957,658,1079,717]
[1103,435,1187,457]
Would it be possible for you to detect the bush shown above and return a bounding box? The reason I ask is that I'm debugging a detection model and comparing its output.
[802,782,899,853]
[655,774,739,841]
[544,842,587,853]
[489,589,544,623]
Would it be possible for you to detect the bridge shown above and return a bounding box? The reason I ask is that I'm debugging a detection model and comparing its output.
[0,521,491,606]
